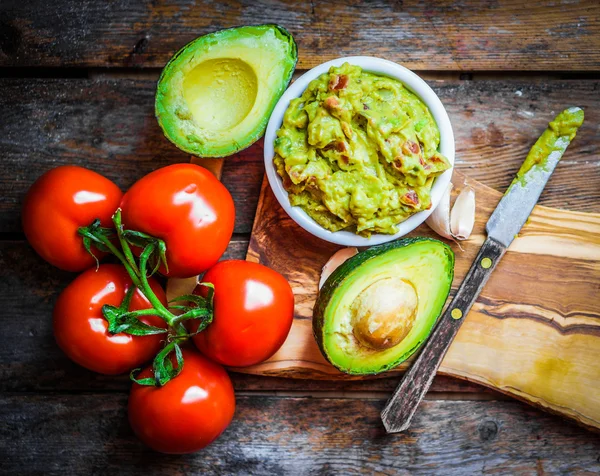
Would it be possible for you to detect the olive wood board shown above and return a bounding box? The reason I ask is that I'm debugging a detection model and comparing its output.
[244,170,600,431]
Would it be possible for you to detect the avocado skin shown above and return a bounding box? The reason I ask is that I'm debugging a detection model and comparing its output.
[313,237,455,375]
[155,24,298,158]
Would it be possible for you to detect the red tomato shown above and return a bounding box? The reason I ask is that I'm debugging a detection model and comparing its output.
[128,349,235,454]
[119,164,235,278]
[22,165,122,272]
[53,264,167,375]
[191,260,294,367]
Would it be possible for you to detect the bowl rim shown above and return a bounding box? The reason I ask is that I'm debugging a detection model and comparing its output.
[263,55,455,247]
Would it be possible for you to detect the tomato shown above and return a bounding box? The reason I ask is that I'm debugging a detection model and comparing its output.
[53,264,167,375]
[128,348,235,454]
[191,260,294,367]
[22,165,122,272]
[119,164,235,278]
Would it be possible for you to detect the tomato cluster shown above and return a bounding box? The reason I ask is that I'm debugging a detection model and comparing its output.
[23,164,294,454]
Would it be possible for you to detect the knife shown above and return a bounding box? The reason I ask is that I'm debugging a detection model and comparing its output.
[380,106,585,433]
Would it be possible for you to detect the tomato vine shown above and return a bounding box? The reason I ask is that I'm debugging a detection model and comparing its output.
[77,208,214,387]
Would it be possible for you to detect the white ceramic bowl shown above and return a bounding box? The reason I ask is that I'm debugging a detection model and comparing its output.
[264,56,455,247]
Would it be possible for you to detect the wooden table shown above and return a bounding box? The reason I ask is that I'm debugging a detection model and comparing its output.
[1,1,599,473]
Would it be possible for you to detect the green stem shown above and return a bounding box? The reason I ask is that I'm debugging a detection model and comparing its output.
[120,308,166,319]
[171,322,189,339]
[138,245,178,326]
[80,223,176,325]
[79,220,199,349]
[112,208,140,276]
[110,211,174,323]
[92,232,143,289]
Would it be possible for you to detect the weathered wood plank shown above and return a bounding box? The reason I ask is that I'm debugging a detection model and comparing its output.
[0,239,485,394]
[447,81,600,214]
[0,237,245,391]
[1,78,598,236]
[0,78,262,234]
[0,393,598,474]
[232,373,485,395]
[1,0,599,70]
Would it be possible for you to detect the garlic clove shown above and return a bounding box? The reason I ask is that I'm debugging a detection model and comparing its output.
[426,182,453,240]
[450,186,476,240]
[319,247,358,289]
[166,275,200,309]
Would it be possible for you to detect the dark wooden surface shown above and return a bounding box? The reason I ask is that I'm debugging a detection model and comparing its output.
[0,239,485,395]
[1,0,599,473]
[2,79,599,236]
[1,0,599,70]
[2,395,599,475]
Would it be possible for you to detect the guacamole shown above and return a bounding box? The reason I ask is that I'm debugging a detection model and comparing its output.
[513,106,584,187]
[274,63,451,236]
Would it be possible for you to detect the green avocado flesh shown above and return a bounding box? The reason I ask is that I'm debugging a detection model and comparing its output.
[313,238,454,375]
[156,25,297,157]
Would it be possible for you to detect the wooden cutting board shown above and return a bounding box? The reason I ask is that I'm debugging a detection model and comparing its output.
[243,170,600,430]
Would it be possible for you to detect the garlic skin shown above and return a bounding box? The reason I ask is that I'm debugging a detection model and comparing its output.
[450,186,475,240]
[319,247,358,289]
[426,182,476,241]
[426,182,454,239]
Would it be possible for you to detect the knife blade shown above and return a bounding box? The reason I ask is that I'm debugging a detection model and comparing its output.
[487,106,584,248]
[380,106,584,434]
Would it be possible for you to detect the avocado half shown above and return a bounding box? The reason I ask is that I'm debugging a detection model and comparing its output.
[314,238,454,375]
[156,25,297,157]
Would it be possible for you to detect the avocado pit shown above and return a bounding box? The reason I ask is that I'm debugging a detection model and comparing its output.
[183,58,258,132]
[351,277,418,350]
[314,238,455,375]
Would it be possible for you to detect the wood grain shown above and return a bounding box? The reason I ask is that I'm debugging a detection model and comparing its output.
[1,78,598,236]
[0,239,485,394]
[192,157,224,180]
[246,171,600,430]
[1,0,598,470]
[1,0,599,70]
[382,238,507,433]
[1,393,599,475]
[0,78,263,234]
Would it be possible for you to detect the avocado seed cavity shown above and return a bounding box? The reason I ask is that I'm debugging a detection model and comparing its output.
[183,58,258,132]
[351,277,418,350]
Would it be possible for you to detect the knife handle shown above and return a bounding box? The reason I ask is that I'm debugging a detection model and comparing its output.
[380,237,507,433]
